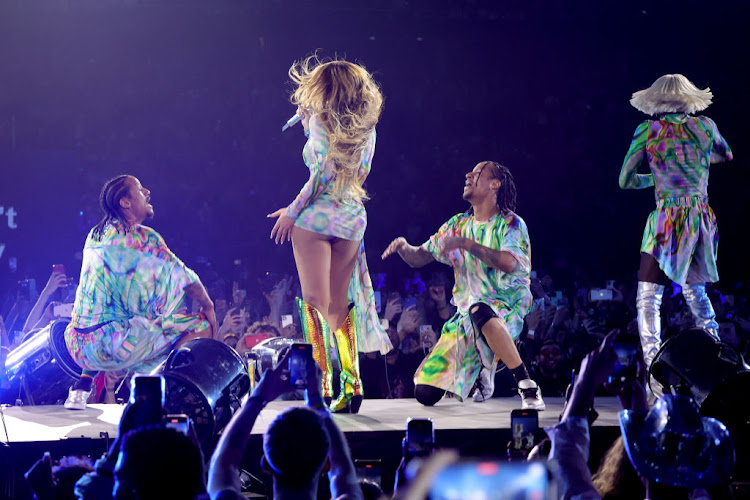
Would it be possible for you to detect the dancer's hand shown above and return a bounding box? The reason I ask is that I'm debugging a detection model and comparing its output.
[438,236,469,257]
[268,208,294,245]
[382,237,408,259]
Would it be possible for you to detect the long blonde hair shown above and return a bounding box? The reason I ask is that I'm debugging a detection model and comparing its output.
[289,55,383,201]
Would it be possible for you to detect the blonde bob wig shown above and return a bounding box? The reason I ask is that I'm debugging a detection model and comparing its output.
[630,74,713,116]
[289,55,384,202]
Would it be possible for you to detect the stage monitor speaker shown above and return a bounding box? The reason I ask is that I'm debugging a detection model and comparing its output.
[650,327,750,430]
[4,320,81,405]
[245,337,297,385]
[152,338,250,445]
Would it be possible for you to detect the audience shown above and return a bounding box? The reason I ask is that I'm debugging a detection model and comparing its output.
[3,260,745,500]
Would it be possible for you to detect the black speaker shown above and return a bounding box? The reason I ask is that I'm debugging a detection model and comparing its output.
[651,327,750,430]
[4,320,81,405]
[151,338,250,445]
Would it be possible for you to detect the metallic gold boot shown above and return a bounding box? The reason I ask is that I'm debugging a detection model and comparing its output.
[636,281,665,369]
[682,283,720,340]
[297,298,333,400]
[330,305,363,414]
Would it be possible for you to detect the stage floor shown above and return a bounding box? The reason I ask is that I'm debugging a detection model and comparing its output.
[0,396,624,443]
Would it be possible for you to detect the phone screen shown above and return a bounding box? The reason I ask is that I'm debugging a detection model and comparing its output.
[288,343,312,389]
[406,418,434,456]
[130,375,165,425]
[374,291,381,312]
[164,415,190,435]
[429,461,552,500]
[355,459,382,488]
[403,296,417,310]
[511,409,538,451]
[609,337,638,385]
[53,264,65,275]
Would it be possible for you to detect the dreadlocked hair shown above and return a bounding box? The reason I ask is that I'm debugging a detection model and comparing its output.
[484,161,517,213]
[91,175,134,240]
[289,54,383,202]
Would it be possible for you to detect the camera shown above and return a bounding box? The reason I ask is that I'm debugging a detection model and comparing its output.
[288,343,313,389]
[405,417,434,459]
[130,375,165,425]
[590,288,613,301]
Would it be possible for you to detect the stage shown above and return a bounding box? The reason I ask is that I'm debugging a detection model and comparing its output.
[0,396,624,496]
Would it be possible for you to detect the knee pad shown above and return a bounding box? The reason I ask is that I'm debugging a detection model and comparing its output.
[469,302,497,334]
[415,384,445,406]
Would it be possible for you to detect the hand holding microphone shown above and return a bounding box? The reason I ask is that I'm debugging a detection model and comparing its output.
[281,107,312,132]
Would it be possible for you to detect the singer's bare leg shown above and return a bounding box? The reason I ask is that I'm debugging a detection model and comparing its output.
[291,226,358,331]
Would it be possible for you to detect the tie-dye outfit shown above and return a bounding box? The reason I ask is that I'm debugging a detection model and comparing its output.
[413,211,532,400]
[64,222,209,372]
[287,115,391,354]
[619,114,733,285]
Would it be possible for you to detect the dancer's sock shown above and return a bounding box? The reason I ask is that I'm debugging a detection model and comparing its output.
[510,363,530,384]
[73,373,95,392]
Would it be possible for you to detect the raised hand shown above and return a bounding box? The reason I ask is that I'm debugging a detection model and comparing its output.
[42,271,67,297]
[383,296,402,322]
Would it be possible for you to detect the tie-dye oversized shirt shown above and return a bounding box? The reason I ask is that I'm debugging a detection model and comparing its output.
[70,223,201,329]
[619,114,733,198]
[422,211,532,321]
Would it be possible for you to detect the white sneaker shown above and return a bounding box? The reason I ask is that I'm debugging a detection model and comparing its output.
[472,362,497,402]
[518,379,545,411]
[64,387,92,410]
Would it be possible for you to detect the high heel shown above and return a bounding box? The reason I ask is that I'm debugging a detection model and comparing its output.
[331,304,363,414]
[297,298,334,400]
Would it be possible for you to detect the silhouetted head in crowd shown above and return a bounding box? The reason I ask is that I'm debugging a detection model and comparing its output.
[114,426,205,500]
[263,407,330,492]
[48,455,94,500]
[92,175,154,239]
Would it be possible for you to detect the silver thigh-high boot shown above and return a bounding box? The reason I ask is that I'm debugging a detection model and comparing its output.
[682,283,719,339]
[636,281,665,369]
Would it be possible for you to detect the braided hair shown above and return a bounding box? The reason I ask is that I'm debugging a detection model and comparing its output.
[91,175,134,240]
[466,161,517,215]
[484,161,517,213]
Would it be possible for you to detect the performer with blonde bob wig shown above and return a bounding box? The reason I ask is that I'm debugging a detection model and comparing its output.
[268,56,391,413]
[619,74,733,370]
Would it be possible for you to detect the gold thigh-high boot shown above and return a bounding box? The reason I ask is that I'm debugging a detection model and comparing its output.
[297,298,333,400]
[330,304,363,414]
[682,283,720,340]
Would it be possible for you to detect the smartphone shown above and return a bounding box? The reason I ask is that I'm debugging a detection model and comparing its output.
[406,417,434,457]
[288,343,313,389]
[428,460,554,500]
[380,318,390,330]
[510,409,538,451]
[281,314,293,328]
[53,303,74,318]
[354,459,382,488]
[244,333,271,349]
[163,414,190,435]
[403,296,417,310]
[130,375,165,425]
[530,270,538,279]
[532,298,546,311]
[52,264,65,275]
[590,289,613,301]
[609,335,638,386]
[606,280,616,289]
[374,291,382,312]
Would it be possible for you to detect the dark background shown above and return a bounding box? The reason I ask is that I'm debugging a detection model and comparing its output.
[1,0,748,296]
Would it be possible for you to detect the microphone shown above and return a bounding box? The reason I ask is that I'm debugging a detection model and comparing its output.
[281,113,302,132]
